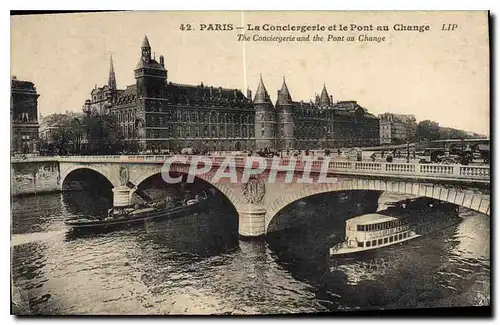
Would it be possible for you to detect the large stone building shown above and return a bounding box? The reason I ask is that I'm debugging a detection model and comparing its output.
[11,77,40,154]
[83,36,379,152]
[379,113,417,145]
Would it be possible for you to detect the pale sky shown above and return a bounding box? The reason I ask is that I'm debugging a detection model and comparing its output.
[11,11,489,134]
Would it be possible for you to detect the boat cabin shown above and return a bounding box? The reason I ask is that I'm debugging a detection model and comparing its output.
[344,213,412,249]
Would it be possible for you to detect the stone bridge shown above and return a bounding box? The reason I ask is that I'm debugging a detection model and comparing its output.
[36,154,490,237]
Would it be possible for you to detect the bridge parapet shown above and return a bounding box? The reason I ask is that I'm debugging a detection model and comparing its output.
[24,155,490,183]
[12,154,490,237]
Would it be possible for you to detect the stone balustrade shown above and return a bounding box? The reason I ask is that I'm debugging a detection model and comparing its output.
[13,154,490,182]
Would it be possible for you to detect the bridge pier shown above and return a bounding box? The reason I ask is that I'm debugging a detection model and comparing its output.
[112,185,132,207]
[237,203,267,238]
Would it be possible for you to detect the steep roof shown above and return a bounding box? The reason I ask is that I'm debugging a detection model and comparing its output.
[319,84,331,107]
[276,77,293,106]
[164,82,252,108]
[108,54,116,89]
[135,58,166,71]
[142,35,150,48]
[116,84,137,105]
[253,75,271,104]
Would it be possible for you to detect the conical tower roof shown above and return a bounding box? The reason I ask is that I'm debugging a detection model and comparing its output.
[108,54,116,89]
[319,84,331,107]
[276,77,293,106]
[142,35,151,48]
[254,75,271,104]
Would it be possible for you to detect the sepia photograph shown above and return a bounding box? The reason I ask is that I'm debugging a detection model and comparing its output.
[9,10,490,316]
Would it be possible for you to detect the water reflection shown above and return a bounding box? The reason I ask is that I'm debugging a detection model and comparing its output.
[331,225,460,286]
[62,190,111,218]
[11,191,490,314]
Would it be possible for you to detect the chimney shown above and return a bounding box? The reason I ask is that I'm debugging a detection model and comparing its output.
[246,89,252,99]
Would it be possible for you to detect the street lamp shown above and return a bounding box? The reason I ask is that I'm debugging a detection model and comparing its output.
[406,139,410,163]
[406,121,411,163]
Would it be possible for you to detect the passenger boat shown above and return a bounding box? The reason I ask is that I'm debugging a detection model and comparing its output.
[329,198,461,256]
[64,192,209,230]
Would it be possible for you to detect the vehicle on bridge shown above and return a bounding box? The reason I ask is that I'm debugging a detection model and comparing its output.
[64,191,210,231]
[420,147,477,165]
[329,198,461,257]
[477,144,490,163]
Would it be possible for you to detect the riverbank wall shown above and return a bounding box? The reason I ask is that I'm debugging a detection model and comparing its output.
[11,160,61,196]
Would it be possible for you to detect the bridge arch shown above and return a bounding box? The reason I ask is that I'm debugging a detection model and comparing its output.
[131,164,246,212]
[60,165,116,190]
[264,178,490,232]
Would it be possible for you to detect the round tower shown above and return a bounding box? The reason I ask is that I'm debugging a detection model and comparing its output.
[275,77,295,150]
[253,75,276,151]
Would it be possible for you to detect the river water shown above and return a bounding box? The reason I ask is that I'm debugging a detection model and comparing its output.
[11,191,490,315]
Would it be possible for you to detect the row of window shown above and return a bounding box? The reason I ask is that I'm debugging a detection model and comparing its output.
[292,110,376,120]
[114,109,381,125]
[294,124,377,129]
[146,118,255,128]
[145,126,255,139]
[113,110,136,124]
[357,219,407,232]
[113,109,255,125]
[144,109,254,124]
[357,231,411,248]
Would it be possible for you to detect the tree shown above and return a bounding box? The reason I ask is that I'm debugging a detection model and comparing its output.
[41,113,83,155]
[72,118,86,152]
[41,112,124,155]
[416,120,440,141]
[83,114,124,154]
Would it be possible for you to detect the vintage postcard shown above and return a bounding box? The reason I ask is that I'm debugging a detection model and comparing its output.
[10,11,490,316]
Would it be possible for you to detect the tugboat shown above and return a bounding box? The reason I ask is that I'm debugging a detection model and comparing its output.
[329,197,461,257]
[64,191,209,231]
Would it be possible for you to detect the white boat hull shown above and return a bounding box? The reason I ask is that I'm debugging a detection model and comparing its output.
[329,219,461,257]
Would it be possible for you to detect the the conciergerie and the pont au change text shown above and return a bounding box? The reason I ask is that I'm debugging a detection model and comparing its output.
[179,23,439,44]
